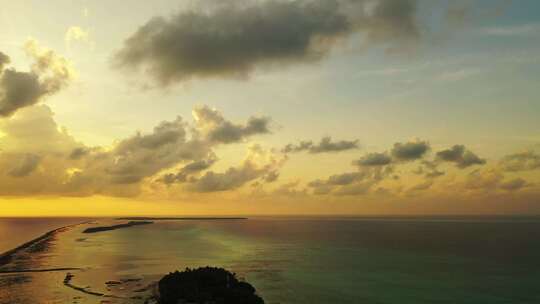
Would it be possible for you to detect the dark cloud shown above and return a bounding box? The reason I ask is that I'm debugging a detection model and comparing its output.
[282,140,312,153]
[310,137,358,153]
[156,144,285,192]
[8,154,41,177]
[354,152,392,166]
[263,170,280,183]
[499,151,540,171]
[499,178,528,191]
[414,160,445,178]
[391,140,429,161]
[308,166,393,196]
[409,180,433,192]
[436,145,485,168]
[282,136,358,154]
[425,169,445,178]
[187,162,266,192]
[159,157,217,185]
[193,105,270,143]
[0,52,10,71]
[326,172,366,186]
[116,118,187,152]
[69,147,91,160]
[100,117,210,185]
[0,70,46,117]
[0,41,73,117]
[114,0,420,85]
[181,158,217,173]
[185,156,283,192]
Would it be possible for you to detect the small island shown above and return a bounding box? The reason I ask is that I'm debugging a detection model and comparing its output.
[116,217,248,221]
[157,267,264,304]
[82,221,153,234]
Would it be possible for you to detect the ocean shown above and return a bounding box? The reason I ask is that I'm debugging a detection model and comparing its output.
[1,216,540,303]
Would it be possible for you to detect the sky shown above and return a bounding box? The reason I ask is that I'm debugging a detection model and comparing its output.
[0,0,539,216]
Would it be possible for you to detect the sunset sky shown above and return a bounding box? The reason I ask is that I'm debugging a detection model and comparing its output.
[1,0,539,216]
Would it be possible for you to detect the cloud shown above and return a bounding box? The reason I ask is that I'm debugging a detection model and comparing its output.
[463,169,533,194]
[0,105,536,203]
[183,144,285,192]
[69,147,92,160]
[499,178,529,192]
[414,160,445,178]
[113,0,420,85]
[271,180,306,197]
[436,145,485,168]
[283,136,358,154]
[186,162,266,192]
[391,140,429,161]
[0,40,74,117]
[409,180,433,192]
[464,169,503,191]
[193,105,271,143]
[354,152,392,166]
[308,166,393,196]
[0,105,80,154]
[159,157,217,185]
[499,151,540,172]
[0,104,275,197]
[65,26,89,43]
[65,26,91,50]
[0,52,9,71]
[282,140,313,153]
[263,170,280,183]
[325,172,366,186]
[0,106,83,195]
[8,154,41,177]
[0,70,46,117]
[97,117,207,185]
[309,137,359,153]
[333,181,375,196]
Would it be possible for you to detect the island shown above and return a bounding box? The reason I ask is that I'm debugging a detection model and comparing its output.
[116,217,248,221]
[82,221,153,233]
[157,267,264,304]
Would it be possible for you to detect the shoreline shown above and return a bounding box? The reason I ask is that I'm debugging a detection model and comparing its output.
[0,221,89,268]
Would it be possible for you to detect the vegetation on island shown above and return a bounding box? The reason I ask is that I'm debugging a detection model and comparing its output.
[158,267,264,304]
[82,221,153,233]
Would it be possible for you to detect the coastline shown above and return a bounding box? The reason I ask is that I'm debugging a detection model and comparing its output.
[0,221,88,269]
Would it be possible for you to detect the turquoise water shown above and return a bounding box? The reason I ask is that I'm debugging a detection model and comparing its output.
[1,217,540,303]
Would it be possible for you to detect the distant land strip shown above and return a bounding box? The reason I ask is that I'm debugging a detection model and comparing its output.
[82,221,153,233]
[0,267,81,274]
[116,217,248,221]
